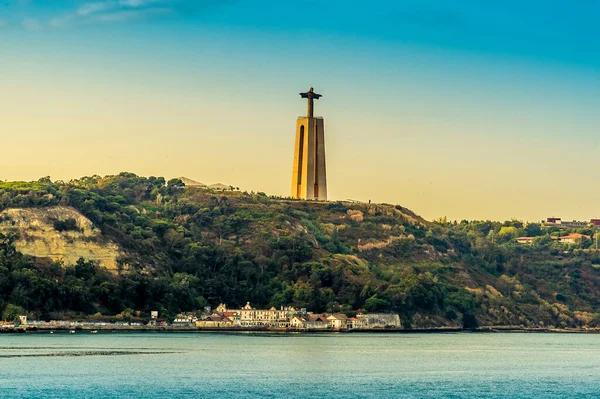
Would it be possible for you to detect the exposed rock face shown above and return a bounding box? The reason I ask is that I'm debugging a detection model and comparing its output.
[0,206,122,271]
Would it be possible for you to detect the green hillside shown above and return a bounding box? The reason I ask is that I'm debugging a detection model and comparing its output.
[1,173,599,329]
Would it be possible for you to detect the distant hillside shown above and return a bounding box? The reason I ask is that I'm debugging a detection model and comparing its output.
[0,173,599,329]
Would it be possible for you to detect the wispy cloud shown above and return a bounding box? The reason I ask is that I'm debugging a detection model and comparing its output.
[48,0,175,28]
[77,2,117,16]
[15,0,236,30]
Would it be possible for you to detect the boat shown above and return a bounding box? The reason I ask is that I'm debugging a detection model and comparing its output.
[90,330,98,334]
[49,331,54,334]
[69,330,76,334]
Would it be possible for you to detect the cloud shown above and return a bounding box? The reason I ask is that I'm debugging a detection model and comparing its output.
[21,18,42,31]
[24,0,236,30]
[119,0,160,7]
[48,0,175,28]
[77,2,117,16]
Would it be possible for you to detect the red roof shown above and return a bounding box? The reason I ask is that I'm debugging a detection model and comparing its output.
[308,315,329,322]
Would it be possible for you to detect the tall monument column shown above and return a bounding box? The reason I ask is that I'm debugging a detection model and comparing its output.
[290,88,328,201]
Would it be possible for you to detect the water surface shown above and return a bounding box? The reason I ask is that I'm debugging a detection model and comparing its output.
[1,332,599,398]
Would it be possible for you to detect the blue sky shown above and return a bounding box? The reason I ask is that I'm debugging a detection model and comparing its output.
[1,0,600,220]
[3,0,600,68]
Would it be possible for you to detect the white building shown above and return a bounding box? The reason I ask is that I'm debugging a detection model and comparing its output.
[346,317,364,329]
[290,317,305,329]
[327,314,348,330]
[216,302,293,328]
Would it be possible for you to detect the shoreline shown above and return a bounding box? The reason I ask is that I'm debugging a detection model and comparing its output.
[2,326,600,334]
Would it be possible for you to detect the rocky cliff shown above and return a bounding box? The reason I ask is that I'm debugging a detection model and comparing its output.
[0,206,122,271]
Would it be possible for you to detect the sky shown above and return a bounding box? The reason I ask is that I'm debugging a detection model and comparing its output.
[1,0,600,221]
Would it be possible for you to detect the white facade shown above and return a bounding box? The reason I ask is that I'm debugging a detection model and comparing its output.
[327,314,347,330]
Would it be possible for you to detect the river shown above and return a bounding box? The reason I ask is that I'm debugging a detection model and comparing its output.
[1,332,599,398]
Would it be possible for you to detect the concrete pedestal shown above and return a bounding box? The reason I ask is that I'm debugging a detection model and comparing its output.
[290,116,327,200]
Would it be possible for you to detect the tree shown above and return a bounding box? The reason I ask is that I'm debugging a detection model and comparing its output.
[167,178,185,194]
[462,313,479,329]
[2,303,25,322]
[364,295,390,312]
[38,176,52,184]
[525,223,543,237]
[496,226,520,243]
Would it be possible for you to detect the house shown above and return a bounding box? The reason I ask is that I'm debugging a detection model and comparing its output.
[219,302,292,328]
[346,317,364,329]
[552,233,590,244]
[544,218,588,229]
[222,311,237,320]
[327,314,347,330]
[289,317,305,329]
[195,315,234,328]
[178,177,207,188]
[172,314,197,327]
[215,303,228,313]
[304,315,329,330]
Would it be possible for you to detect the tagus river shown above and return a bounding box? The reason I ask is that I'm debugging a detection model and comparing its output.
[1,332,600,398]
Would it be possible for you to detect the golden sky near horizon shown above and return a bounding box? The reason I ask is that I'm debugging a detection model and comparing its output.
[2,15,600,222]
[3,74,600,223]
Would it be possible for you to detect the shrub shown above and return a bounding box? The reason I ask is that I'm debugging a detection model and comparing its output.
[52,218,79,232]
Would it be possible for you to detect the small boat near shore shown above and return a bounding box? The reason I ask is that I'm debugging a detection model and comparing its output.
[91,330,98,334]
[69,330,76,334]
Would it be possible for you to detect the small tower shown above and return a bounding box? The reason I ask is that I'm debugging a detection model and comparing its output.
[290,88,328,201]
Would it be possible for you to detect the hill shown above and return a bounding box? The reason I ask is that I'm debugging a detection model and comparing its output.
[0,173,599,329]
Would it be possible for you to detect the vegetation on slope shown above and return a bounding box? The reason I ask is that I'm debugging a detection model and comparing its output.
[0,173,599,329]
